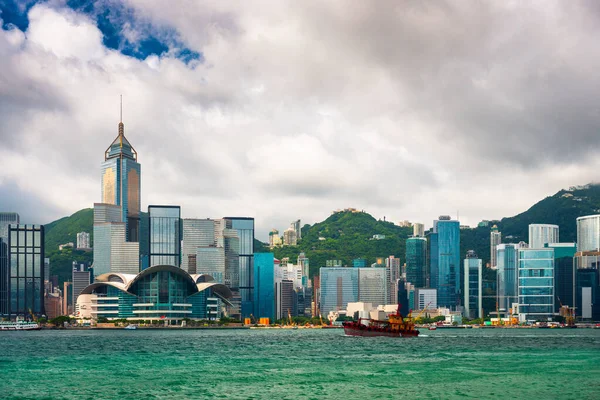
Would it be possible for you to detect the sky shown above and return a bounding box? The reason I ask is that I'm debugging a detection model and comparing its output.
[1,0,600,240]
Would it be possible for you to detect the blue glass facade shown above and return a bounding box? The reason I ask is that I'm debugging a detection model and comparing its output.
[319,267,359,316]
[518,249,554,321]
[497,244,519,312]
[430,219,460,308]
[148,206,181,268]
[253,253,275,321]
[463,253,482,319]
[225,217,254,318]
[406,237,427,288]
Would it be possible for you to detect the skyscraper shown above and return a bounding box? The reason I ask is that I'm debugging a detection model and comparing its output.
[196,246,226,282]
[490,225,501,269]
[413,223,425,238]
[386,256,401,304]
[283,228,297,246]
[291,219,302,241]
[518,248,554,322]
[1,225,45,317]
[101,113,141,242]
[576,215,600,252]
[0,212,19,240]
[319,267,359,317]
[496,243,521,314]
[528,224,559,249]
[224,217,254,318]
[430,216,460,309]
[254,253,275,321]
[148,205,181,268]
[464,250,482,319]
[72,262,91,314]
[358,267,387,307]
[182,219,216,273]
[406,237,427,288]
[546,243,576,312]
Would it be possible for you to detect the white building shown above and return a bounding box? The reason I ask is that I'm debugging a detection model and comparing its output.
[413,223,425,237]
[415,288,437,310]
[528,224,559,249]
[576,215,600,252]
[490,225,501,269]
[77,232,91,249]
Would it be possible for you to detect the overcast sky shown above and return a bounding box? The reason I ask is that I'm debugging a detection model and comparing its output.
[1,1,600,240]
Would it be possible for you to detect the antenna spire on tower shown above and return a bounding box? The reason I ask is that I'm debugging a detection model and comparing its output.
[120,94,123,123]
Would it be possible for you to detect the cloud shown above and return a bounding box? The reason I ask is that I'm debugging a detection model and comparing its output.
[1,1,600,239]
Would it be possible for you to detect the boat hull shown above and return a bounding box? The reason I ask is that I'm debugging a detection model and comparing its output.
[343,324,419,337]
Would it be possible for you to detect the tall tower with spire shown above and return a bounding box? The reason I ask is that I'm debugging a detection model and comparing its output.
[100,97,141,242]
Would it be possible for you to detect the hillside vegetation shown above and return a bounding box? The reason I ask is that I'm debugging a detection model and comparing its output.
[43,183,600,284]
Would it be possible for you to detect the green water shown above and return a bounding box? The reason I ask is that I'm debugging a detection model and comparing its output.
[1,329,599,399]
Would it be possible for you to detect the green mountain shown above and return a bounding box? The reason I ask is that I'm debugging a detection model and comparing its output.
[43,183,600,285]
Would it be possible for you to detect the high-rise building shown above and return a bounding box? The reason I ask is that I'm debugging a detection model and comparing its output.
[275,279,296,320]
[291,219,302,241]
[254,253,275,321]
[268,229,281,248]
[490,225,501,269]
[1,225,45,317]
[576,215,600,252]
[576,268,600,320]
[386,256,401,304]
[0,212,19,240]
[72,262,91,314]
[196,246,226,283]
[430,216,460,309]
[297,252,310,287]
[545,243,576,312]
[44,258,50,284]
[224,217,254,318]
[283,228,297,246]
[93,203,139,276]
[148,205,181,268]
[319,267,359,316]
[496,243,521,314]
[406,237,427,288]
[528,224,559,249]
[518,248,554,322]
[413,223,425,238]
[358,267,387,307]
[76,232,91,249]
[464,250,482,319]
[182,219,216,273]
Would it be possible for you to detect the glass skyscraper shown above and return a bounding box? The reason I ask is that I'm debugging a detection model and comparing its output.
[406,237,427,288]
[148,206,181,268]
[101,119,141,242]
[496,243,521,313]
[319,267,359,317]
[1,225,45,317]
[224,217,254,318]
[463,250,482,319]
[182,219,216,273]
[358,267,387,307]
[0,212,19,241]
[518,248,554,321]
[254,253,275,321]
[430,216,460,309]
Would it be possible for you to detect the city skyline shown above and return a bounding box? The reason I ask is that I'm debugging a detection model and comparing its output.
[2,2,600,239]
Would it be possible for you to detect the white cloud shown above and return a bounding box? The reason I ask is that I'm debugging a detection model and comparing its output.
[1,1,600,239]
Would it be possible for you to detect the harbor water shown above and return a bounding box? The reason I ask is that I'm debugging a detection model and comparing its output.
[1,328,599,399]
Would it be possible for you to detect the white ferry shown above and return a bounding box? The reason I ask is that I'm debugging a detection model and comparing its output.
[0,321,41,331]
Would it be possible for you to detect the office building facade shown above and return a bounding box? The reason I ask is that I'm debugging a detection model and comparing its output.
[518,248,554,321]
[0,212,19,240]
[414,288,437,310]
[101,119,141,242]
[430,216,461,309]
[148,206,181,268]
[528,224,559,249]
[576,215,600,252]
[1,225,45,317]
[546,243,576,312]
[196,246,226,283]
[358,267,387,308]
[254,253,275,321]
[182,219,216,273]
[464,250,482,319]
[224,217,254,318]
[406,237,427,288]
[319,267,359,316]
[72,262,92,313]
[490,225,501,269]
[291,219,302,241]
[77,232,91,249]
[496,243,521,313]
